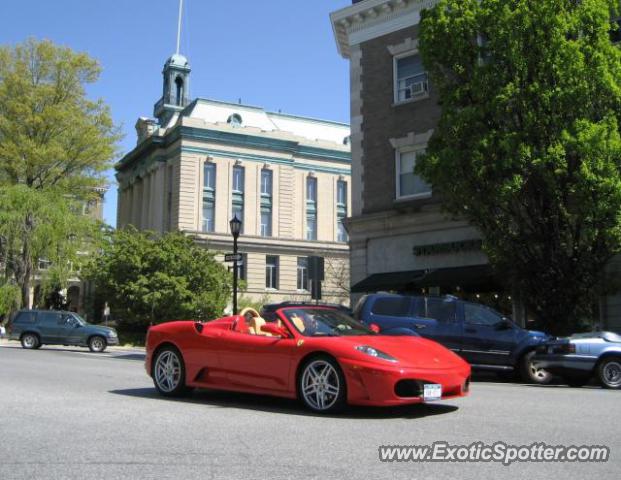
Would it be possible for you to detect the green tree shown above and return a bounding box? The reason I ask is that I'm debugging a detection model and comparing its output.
[0,38,120,189]
[0,38,120,306]
[0,282,20,318]
[83,228,232,329]
[0,185,97,306]
[418,0,621,334]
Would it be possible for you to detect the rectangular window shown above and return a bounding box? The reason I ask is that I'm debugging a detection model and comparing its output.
[396,150,432,198]
[232,166,245,193]
[306,177,317,202]
[306,177,317,240]
[370,297,412,317]
[202,163,216,232]
[337,220,348,243]
[204,163,216,190]
[260,211,272,237]
[261,169,272,196]
[306,216,317,241]
[38,312,62,325]
[265,255,279,289]
[297,257,309,291]
[232,165,244,233]
[394,53,428,103]
[202,203,215,232]
[260,169,272,237]
[337,180,347,206]
[336,180,348,242]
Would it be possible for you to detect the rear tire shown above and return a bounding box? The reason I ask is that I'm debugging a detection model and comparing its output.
[152,346,192,397]
[88,336,107,353]
[519,351,552,384]
[598,358,621,389]
[298,355,347,413]
[21,333,39,350]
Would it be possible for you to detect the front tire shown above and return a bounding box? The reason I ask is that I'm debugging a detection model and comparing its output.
[21,333,40,350]
[153,346,191,397]
[598,358,621,389]
[519,351,552,385]
[88,336,107,353]
[298,356,347,413]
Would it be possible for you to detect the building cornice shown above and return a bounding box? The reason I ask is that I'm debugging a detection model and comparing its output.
[116,124,352,173]
[115,126,352,189]
[330,0,438,58]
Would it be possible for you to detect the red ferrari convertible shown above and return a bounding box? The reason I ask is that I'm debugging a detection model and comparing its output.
[145,306,471,413]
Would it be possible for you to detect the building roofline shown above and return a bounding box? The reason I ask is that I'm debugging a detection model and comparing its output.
[192,97,349,128]
[330,0,438,58]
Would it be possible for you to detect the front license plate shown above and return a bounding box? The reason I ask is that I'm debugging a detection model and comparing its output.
[423,383,442,402]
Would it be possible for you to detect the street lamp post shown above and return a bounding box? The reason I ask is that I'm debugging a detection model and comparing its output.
[229,214,242,315]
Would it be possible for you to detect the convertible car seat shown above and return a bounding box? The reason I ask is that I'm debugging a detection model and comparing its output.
[249,316,273,336]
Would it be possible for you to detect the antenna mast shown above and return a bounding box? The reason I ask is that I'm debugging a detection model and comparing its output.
[176,0,184,54]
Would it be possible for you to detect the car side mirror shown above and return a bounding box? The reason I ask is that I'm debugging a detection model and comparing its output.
[369,323,381,333]
[261,323,290,338]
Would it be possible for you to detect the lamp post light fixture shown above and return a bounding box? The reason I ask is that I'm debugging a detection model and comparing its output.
[229,214,242,315]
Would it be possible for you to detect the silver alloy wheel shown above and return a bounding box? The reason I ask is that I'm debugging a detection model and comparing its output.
[22,334,37,349]
[602,360,621,388]
[154,350,182,393]
[90,336,106,352]
[301,360,340,411]
[529,361,549,381]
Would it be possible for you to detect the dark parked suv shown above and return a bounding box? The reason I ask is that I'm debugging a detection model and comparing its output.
[354,294,551,383]
[8,310,119,352]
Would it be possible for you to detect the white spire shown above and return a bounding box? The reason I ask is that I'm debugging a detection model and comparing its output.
[176,0,184,55]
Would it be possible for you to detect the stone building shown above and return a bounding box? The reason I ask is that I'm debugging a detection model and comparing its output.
[116,53,352,306]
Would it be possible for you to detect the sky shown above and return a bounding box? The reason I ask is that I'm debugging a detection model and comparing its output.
[1,0,353,226]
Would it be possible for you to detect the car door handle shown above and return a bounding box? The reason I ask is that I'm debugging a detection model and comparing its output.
[414,324,426,329]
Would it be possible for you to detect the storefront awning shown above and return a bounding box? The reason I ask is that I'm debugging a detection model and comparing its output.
[351,264,499,293]
[350,270,427,293]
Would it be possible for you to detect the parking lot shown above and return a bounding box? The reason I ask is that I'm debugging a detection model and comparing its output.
[0,342,618,480]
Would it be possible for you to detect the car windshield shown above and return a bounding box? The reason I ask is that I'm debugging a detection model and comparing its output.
[281,308,375,337]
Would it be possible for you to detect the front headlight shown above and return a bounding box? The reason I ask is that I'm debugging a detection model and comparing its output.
[107,330,117,337]
[355,345,397,362]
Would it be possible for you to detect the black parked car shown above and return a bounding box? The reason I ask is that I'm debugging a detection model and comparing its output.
[7,309,119,352]
[354,294,552,383]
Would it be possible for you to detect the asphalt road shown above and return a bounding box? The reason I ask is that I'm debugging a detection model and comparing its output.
[0,341,619,480]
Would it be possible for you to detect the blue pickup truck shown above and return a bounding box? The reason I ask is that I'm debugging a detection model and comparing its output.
[354,294,551,383]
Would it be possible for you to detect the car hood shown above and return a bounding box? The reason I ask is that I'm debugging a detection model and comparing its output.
[336,335,468,369]
[83,325,116,335]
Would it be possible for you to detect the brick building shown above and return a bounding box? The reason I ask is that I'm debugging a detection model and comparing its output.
[331,0,621,331]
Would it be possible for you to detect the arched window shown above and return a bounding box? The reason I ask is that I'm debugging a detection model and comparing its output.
[227,113,243,126]
[175,76,184,106]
